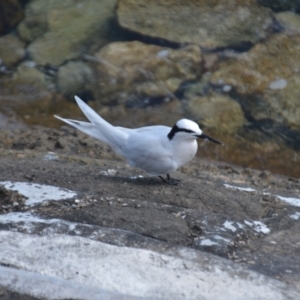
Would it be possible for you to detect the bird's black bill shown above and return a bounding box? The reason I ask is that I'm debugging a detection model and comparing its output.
[197,133,222,145]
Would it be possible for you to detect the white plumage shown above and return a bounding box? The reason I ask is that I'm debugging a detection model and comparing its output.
[55,96,221,184]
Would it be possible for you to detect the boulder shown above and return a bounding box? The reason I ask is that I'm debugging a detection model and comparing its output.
[56,61,95,98]
[91,41,202,104]
[187,94,246,134]
[0,34,25,67]
[117,0,274,49]
[0,0,24,36]
[210,33,300,130]
[276,11,300,33]
[24,0,118,66]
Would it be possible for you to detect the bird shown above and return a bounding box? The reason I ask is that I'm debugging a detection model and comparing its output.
[54,96,222,185]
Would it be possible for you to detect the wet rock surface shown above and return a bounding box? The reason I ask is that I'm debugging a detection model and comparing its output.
[117,0,274,49]
[91,41,202,105]
[0,0,25,36]
[186,93,246,134]
[23,0,118,65]
[211,32,300,119]
[0,126,300,298]
[210,32,300,151]
[1,0,300,295]
[258,0,300,13]
[276,11,300,32]
[0,34,25,67]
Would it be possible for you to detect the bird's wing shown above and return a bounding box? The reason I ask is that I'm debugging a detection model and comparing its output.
[125,131,175,175]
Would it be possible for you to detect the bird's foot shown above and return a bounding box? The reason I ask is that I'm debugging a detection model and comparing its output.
[159,174,181,186]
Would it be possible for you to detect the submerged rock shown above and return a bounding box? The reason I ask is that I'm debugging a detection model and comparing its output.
[24,0,118,66]
[211,33,300,131]
[91,41,202,104]
[56,61,95,98]
[276,11,300,33]
[258,0,300,13]
[17,13,48,43]
[187,94,246,134]
[0,0,25,36]
[0,34,26,67]
[117,0,274,49]
[12,61,55,91]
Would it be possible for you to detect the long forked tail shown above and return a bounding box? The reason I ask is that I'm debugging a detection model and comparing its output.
[54,96,128,154]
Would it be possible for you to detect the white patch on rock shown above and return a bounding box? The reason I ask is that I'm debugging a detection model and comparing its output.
[0,265,132,300]
[244,220,270,234]
[0,231,297,300]
[276,195,300,207]
[223,85,232,92]
[99,169,117,176]
[130,175,144,179]
[289,212,300,220]
[200,239,218,246]
[268,78,287,90]
[43,152,59,161]
[157,50,169,58]
[0,181,76,206]
[223,221,237,232]
[213,235,231,243]
[224,184,256,192]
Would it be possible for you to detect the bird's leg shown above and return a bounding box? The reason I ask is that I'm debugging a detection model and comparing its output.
[159,174,181,185]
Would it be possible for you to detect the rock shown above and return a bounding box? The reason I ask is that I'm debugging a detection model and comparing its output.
[56,61,95,98]
[117,0,274,49]
[0,133,300,297]
[25,0,118,65]
[17,13,48,43]
[0,0,24,36]
[258,0,300,13]
[13,61,54,90]
[236,224,300,287]
[1,231,300,299]
[0,34,26,67]
[210,32,300,130]
[91,41,202,104]
[0,185,27,213]
[276,11,300,33]
[187,94,246,134]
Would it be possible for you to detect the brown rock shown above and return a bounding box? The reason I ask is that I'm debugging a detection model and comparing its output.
[276,11,300,33]
[188,94,246,134]
[210,32,300,129]
[0,34,26,67]
[25,0,118,66]
[91,41,202,104]
[56,61,95,98]
[17,13,48,43]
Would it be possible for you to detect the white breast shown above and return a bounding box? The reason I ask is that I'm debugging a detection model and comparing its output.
[170,139,198,169]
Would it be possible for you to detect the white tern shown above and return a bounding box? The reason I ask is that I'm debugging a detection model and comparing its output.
[55,96,221,185]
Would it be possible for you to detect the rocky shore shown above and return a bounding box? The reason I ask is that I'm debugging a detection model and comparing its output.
[1,0,300,298]
[0,125,299,299]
